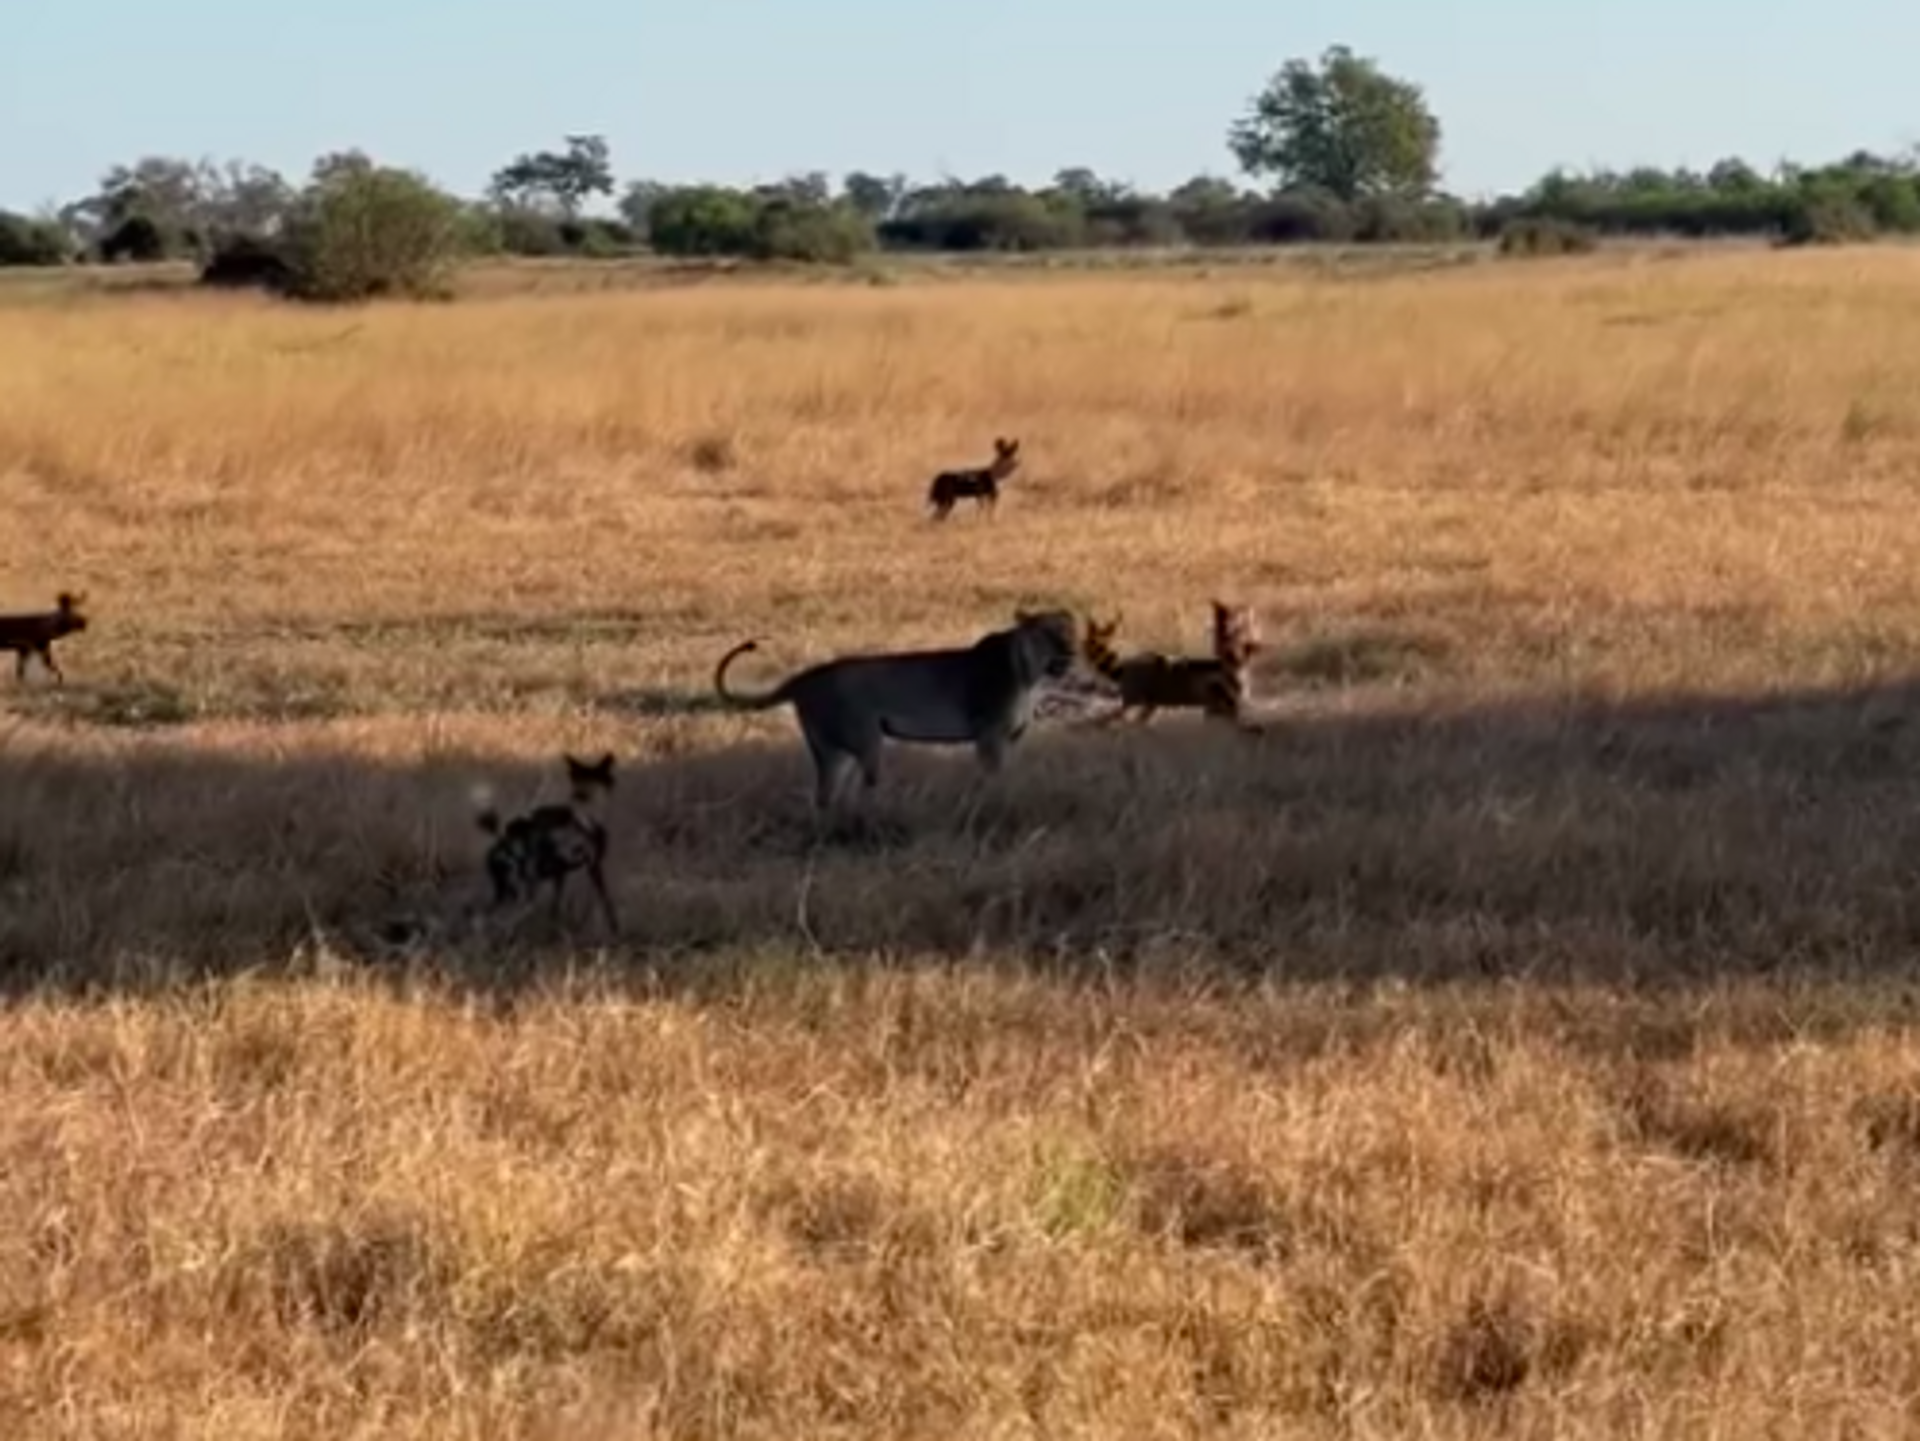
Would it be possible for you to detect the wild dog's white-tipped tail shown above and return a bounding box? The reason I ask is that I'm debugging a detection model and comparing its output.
[470,783,501,834]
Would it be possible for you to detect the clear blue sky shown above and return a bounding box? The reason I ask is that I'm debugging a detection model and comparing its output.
[3,0,1915,212]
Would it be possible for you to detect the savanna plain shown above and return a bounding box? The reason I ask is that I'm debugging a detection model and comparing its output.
[8,246,1920,1438]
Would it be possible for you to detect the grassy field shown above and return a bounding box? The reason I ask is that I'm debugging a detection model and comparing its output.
[6,245,1920,1437]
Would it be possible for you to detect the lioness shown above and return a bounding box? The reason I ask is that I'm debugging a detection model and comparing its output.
[713,608,1079,808]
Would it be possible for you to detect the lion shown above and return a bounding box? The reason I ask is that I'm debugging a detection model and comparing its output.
[712,608,1079,808]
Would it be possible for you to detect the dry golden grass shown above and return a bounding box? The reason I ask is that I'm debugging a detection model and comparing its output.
[6,246,1920,1436]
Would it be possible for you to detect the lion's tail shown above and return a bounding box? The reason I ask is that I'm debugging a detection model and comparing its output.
[713,639,794,710]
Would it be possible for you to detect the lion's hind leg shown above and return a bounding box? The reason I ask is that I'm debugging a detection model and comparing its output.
[806,740,857,811]
[802,714,885,810]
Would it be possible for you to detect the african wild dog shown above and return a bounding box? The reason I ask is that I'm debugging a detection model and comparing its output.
[927,437,1021,520]
[474,753,619,934]
[0,592,88,685]
[1080,601,1263,729]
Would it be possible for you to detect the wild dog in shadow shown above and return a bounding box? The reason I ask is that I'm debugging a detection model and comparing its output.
[0,591,88,684]
[1080,601,1263,729]
[927,437,1021,520]
[473,752,620,935]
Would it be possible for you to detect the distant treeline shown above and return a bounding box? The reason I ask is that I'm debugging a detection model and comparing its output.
[5,151,1914,275]
[7,44,1917,292]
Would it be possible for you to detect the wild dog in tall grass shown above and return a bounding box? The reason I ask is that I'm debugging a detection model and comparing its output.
[0,591,88,685]
[474,753,620,935]
[927,437,1020,520]
[1081,601,1262,728]
[713,608,1079,809]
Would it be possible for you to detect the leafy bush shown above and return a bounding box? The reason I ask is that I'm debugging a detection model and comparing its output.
[643,187,871,264]
[646,187,761,257]
[279,165,470,301]
[749,200,874,263]
[559,217,635,258]
[1169,196,1257,247]
[1247,189,1355,244]
[199,234,295,293]
[97,214,169,263]
[1860,175,1920,233]
[1781,186,1877,247]
[1352,195,1470,243]
[1497,217,1600,257]
[1081,197,1185,248]
[0,212,72,266]
[480,209,635,258]
[880,192,1086,252]
[485,206,567,257]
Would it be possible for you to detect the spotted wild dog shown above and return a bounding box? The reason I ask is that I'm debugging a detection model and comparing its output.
[1081,601,1262,729]
[474,752,619,934]
[0,591,88,685]
[927,436,1020,520]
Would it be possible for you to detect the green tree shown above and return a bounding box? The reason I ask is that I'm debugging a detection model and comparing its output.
[1051,167,1130,207]
[759,172,831,207]
[617,180,666,237]
[1228,45,1441,201]
[1169,175,1241,209]
[1707,158,1764,193]
[63,155,296,255]
[65,156,209,255]
[841,171,906,220]
[201,161,295,238]
[310,150,376,186]
[489,134,614,218]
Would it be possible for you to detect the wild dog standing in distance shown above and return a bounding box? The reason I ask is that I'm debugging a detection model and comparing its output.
[474,752,620,935]
[712,608,1080,809]
[1081,601,1263,729]
[0,591,88,684]
[927,436,1020,520]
